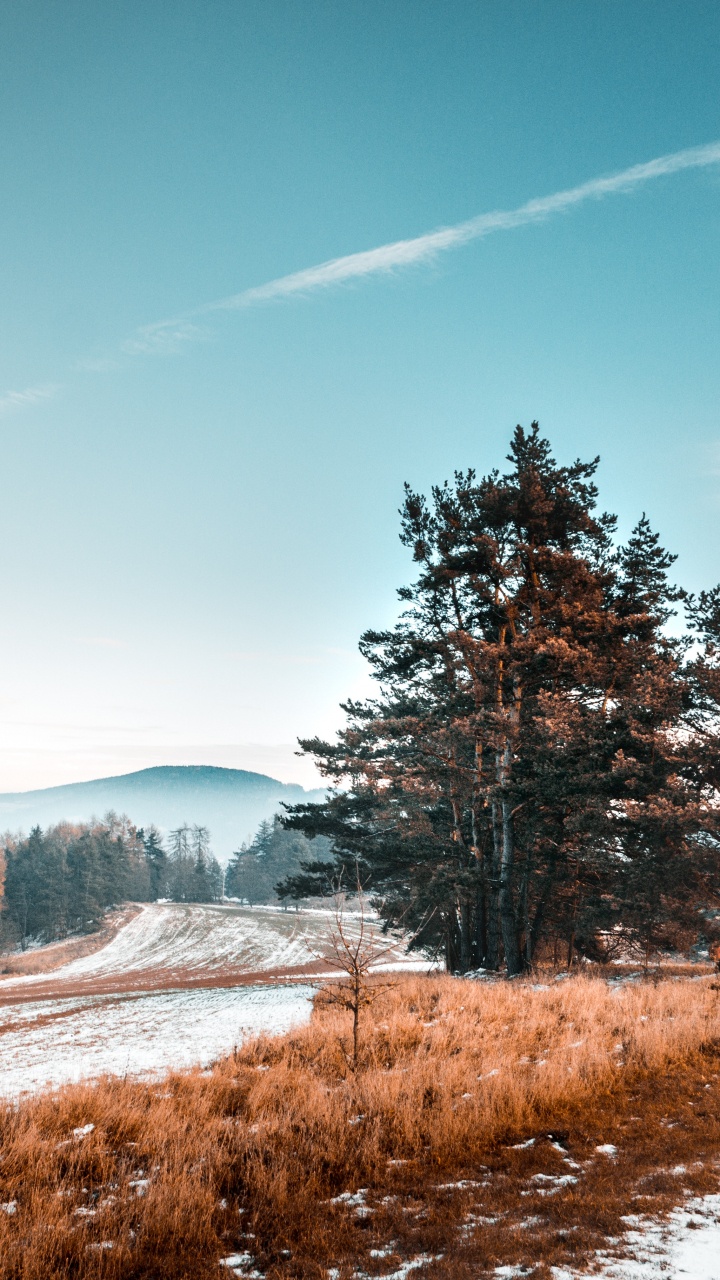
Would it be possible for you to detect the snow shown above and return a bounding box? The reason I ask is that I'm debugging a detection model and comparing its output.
[524,1173,579,1196]
[352,1258,441,1280]
[0,982,314,1097]
[330,1189,370,1207]
[220,1253,264,1278]
[0,902,432,1097]
[3,903,318,987]
[2,902,429,993]
[551,1193,720,1279]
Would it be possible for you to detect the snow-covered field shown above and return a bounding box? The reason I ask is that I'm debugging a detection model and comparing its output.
[3,903,318,988]
[0,983,314,1098]
[0,902,427,1097]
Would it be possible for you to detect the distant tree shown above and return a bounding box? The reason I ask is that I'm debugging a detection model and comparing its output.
[166,825,195,901]
[166,823,222,903]
[227,816,331,905]
[138,826,169,899]
[1,815,153,947]
[190,825,222,902]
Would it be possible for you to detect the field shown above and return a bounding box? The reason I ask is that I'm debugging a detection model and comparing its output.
[0,903,427,1096]
[1,909,720,1277]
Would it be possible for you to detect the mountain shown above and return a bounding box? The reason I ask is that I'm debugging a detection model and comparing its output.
[0,765,325,861]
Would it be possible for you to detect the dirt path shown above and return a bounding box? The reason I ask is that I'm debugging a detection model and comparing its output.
[0,956,337,1007]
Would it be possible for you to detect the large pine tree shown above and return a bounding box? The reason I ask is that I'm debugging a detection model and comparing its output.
[280,425,720,972]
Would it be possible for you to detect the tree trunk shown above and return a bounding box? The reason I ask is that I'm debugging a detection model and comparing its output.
[528,869,554,966]
[352,988,360,1071]
[445,914,460,973]
[459,897,473,972]
[487,799,502,969]
[500,792,523,976]
[519,842,532,970]
[473,881,487,967]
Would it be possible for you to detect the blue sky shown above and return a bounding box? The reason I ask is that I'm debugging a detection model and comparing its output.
[1,1,720,792]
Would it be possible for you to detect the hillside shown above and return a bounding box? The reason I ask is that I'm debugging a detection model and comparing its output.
[0,765,325,860]
[0,900,425,1095]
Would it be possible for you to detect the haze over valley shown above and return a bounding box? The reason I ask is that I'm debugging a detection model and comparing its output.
[0,765,324,861]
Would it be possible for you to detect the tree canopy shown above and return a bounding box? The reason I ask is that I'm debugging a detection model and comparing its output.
[2,817,225,948]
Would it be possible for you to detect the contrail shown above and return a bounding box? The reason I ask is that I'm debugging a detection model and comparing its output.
[125,139,720,354]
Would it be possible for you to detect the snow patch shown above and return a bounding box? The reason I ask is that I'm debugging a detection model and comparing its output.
[551,1192,720,1279]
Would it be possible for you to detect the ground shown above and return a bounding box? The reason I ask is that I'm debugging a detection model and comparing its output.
[1,907,719,1278]
[0,901,427,1096]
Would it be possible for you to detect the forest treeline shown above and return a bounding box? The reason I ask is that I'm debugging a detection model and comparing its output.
[0,819,223,948]
[0,813,319,949]
[279,424,720,973]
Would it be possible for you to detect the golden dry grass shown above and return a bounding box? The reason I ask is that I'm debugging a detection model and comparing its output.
[1,972,719,1279]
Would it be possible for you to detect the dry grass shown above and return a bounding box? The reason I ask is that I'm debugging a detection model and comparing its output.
[0,907,141,978]
[1,973,720,1278]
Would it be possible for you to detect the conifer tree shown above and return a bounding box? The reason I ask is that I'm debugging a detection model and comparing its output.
[228,816,331,905]
[139,826,169,899]
[281,425,720,972]
[2,815,154,946]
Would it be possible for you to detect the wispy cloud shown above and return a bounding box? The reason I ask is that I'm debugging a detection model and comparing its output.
[121,320,207,357]
[127,139,720,351]
[0,384,60,417]
[4,140,719,398]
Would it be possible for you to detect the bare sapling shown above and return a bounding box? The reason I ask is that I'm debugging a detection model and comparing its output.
[318,869,401,1072]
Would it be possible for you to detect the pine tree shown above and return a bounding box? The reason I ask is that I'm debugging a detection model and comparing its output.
[2,816,154,946]
[280,425,720,972]
[228,816,331,905]
[139,826,169,899]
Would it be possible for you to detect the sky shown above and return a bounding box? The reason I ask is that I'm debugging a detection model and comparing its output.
[1,0,720,793]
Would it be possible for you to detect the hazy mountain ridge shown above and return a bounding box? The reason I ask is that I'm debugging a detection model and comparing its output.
[0,765,325,861]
